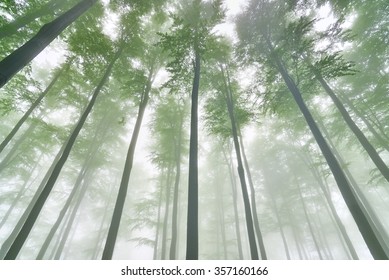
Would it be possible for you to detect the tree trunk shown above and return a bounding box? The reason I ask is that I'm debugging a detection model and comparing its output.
[186,51,200,260]
[339,94,389,152]
[237,127,267,259]
[53,173,90,259]
[301,150,359,259]
[296,179,323,259]
[169,114,183,260]
[314,71,389,183]
[220,64,260,260]
[161,164,173,260]
[153,177,165,260]
[222,145,244,259]
[0,0,97,88]
[3,46,121,259]
[101,70,153,259]
[267,41,388,259]
[0,58,72,154]
[0,0,68,39]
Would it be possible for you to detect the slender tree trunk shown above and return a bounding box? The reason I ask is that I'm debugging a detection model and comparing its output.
[186,51,200,260]
[269,193,291,259]
[287,209,304,259]
[339,94,389,152]
[153,178,165,260]
[301,150,359,259]
[314,112,389,255]
[222,146,244,259]
[102,70,153,259]
[0,58,72,154]
[169,115,183,260]
[215,165,228,259]
[220,65,260,259]
[314,71,389,183]
[0,0,97,88]
[161,164,173,260]
[237,127,267,259]
[3,46,121,260]
[91,187,115,260]
[53,172,90,259]
[295,179,323,259]
[266,41,388,259]
[0,0,68,39]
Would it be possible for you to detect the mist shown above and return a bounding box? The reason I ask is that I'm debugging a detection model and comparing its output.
[0,0,388,260]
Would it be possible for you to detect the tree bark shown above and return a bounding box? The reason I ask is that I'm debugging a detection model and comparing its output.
[161,164,173,260]
[314,71,389,183]
[220,64,260,260]
[0,0,97,88]
[186,51,200,260]
[222,145,244,259]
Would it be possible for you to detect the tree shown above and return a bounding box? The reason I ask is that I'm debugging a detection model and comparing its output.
[159,0,224,260]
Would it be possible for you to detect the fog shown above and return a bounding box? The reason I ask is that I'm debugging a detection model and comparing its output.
[0,0,389,260]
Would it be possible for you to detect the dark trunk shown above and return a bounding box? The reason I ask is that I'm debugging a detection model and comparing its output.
[267,41,388,259]
[101,70,152,260]
[339,94,389,152]
[220,64,260,259]
[3,46,121,259]
[186,51,200,260]
[316,117,389,256]
[314,72,389,183]
[0,0,97,88]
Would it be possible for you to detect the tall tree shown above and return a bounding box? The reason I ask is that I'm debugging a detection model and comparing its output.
[159,0,224,259]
